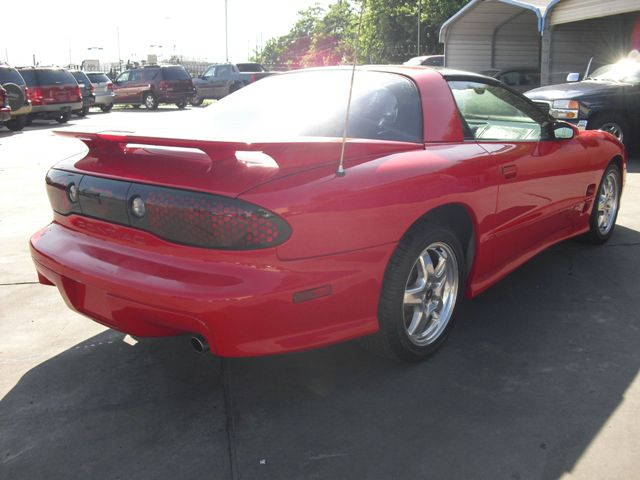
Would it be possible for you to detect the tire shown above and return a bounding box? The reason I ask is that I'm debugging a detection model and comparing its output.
[101,104,113,113]
[131,104,141,109]
[581,163,622,244]
[25,115,33,126]
[361,224,465,361]
[229,83,242,94]
[5,115,27,131]
[191,96,203,106]
[143,92,158,110]
[176,101,187,109]
[2,83,25,111]
[588,113,630,147]
[56,111,71,124]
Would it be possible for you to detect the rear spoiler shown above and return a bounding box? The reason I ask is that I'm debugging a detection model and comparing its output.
[54,130,280,169]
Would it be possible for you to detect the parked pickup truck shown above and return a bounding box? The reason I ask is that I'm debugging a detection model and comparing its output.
[191,62,277,105]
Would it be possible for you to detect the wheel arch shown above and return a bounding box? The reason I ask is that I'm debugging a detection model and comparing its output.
[401,203,477,277]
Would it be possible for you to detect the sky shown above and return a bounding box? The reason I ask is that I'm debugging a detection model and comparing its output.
[2,0,333,67]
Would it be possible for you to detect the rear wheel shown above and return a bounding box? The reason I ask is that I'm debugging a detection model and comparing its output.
[56,111,71,124]
[361,224,465,361]
[582,163,621,244]
[131,104,141,109]
[101,104,113,113]
[176,101,187,109]
[143,92,158,110]
[6,115,27,131]
[191,96,203,106]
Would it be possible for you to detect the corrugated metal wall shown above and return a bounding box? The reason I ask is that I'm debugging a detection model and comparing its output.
[493,10,540,69]
[548,13,638,84]
[444,1,530,72]
[549,0,639,26]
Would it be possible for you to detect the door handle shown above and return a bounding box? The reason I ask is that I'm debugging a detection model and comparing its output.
[502,165,517,179]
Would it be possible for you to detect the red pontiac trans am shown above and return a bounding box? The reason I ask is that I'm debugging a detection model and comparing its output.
[30,66,625,361]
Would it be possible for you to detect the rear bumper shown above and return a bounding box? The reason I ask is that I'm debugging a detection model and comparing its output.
[94,92,116,106]
[11,103,32,118]
[157,91,196,103]
[30,218,391,357]
[31,102,83,115]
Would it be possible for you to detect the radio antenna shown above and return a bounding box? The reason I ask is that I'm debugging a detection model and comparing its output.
[336,0,366,177]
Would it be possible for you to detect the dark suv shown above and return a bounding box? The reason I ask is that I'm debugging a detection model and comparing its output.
[70,70,96,117]
[0,65,32,131]
[112,65,195,110]
[18,67,82,124]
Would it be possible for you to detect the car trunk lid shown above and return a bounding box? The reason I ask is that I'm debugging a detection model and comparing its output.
[53,130,422,198]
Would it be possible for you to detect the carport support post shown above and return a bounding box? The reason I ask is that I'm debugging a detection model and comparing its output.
[541,22,553,86]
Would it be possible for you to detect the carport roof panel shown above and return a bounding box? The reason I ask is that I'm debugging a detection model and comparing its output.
[440,0,558,42]
[548,0,640,26]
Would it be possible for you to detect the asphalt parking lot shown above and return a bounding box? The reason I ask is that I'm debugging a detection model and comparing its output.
[1,108,639,480]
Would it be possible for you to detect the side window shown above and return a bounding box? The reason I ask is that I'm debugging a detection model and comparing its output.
[215,65,232,77]
[116,72,130,83]
[448,80,548,142]
[202,67,215,79]
[499,71,520,87]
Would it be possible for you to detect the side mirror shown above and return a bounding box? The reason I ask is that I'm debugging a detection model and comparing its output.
[553,122,577,140]
[566,72,580,82]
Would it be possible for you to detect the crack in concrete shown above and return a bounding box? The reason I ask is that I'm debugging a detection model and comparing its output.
[222,359,239,480]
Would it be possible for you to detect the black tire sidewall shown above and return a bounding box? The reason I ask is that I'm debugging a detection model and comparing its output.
[589,113,630,146]
[587,163,621,243]
[379,225,466,361]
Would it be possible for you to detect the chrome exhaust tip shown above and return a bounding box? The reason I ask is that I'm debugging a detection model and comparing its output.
[190,335,209,353]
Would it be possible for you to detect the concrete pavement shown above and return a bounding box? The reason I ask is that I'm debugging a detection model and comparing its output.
[1,109,638,479]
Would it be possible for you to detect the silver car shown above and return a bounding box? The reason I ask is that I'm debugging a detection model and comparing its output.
[86,72,116,112]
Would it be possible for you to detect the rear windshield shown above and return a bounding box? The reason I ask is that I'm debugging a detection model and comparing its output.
[200,70,422,143]
[19,69,77,86]
[161,66,191,80]
[87,73,110,83]
[0,68,26,86]
[71,71,91,84]
[236,63,265,73]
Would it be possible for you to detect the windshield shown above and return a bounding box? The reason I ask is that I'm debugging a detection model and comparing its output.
[589,60,640,83]
[199,70,422,143]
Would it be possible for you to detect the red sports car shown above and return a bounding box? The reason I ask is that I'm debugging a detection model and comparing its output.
[30,66,625,361]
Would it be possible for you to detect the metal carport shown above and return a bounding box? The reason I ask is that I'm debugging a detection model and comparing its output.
[440,0,640,86]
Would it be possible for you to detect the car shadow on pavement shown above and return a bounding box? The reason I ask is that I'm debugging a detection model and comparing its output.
[1,227,639,479]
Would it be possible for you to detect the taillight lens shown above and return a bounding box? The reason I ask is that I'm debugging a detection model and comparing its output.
[107,82,113,91]
[45,169,291,250]
[250,74,257,83]
[90,83,95,93]
[159,80,168,90]
[76,86,83,99]
[28,87,43,106]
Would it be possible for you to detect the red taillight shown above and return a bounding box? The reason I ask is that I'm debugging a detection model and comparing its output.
[46,169,292,250]
[28,87,44,106]
[0,89,5,106]
[90,83,95,93]
[159,80,168,91]
[250,74,257,83]
[107,82,113,92]
[76,85,82,99]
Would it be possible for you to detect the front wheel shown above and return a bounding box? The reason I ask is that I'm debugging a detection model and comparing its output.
[191,96,203,106]
[361,224,465,361]
[582,163,621,244]
[176,101,187,110]
[101,104,113,113]
[589,113,630,146]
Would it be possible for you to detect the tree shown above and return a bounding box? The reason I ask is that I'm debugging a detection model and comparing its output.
[254,0,471,69]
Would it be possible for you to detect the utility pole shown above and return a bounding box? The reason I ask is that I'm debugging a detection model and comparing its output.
[417,0,421,56]
[225,0,229,62]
